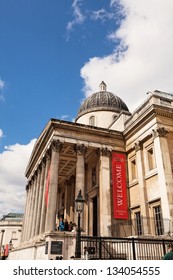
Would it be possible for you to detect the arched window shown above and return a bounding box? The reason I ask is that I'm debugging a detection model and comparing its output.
[89,116,95,126]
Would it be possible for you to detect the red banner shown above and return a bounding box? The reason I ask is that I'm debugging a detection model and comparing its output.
[112,153,128,219]
[4,244,9,257]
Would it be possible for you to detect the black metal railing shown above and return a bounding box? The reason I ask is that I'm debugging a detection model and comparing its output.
[81,236,173,260]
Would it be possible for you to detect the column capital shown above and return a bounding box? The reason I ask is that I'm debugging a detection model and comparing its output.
[40,157,46,169]
[99,147,111,157]
[25,184,30,192]
[51,139,62,152]
[45,150,51,162]
[37,165,42,174]
[152,127,169,139]
[74,143,87,155]
[134,141,143,152]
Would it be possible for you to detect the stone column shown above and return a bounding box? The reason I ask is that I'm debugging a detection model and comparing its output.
[74,144,87,227]
[29,174,38,239]
[24,185,33,241]
[134,142,149,234]
[32,168,42,238]
[26,177,35,240]
[153,127,173,221]
[74,144,87,198]
[39,152,51,234]
[45,140,62,232]
[69,175,75,223]
[99,148,111,236]
[21,184,30,242]
[64,180,70,221]
[35,159,46,236]
[0,230,5,254]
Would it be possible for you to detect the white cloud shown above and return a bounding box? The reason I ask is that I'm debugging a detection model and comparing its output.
[66,0,86,40]
[0,129,3,138]
[61,115,69,120]
[91,9,114,22]
[0,77,5,101]
[0,139,36,218]
[80,0,173,111]
[0,78,5,90]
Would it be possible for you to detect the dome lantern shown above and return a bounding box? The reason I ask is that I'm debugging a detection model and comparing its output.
[99,81,107,92]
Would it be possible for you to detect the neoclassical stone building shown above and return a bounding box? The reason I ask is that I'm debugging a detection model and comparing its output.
[9,82,173,259]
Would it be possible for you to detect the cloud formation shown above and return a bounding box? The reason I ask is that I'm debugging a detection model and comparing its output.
[80,0,173,111]
[0,77,5,101]
[0,78,5,90]
[0,139,36,218]
[66,0,86,40]
[0,129,3,139]
[91,8,114,22]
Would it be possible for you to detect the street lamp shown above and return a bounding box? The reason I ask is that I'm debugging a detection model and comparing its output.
[75,189,85,258]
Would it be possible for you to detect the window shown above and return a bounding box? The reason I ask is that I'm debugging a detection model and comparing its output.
[153,205,164,235]
[11,231,16,240]
[147,147,156,170]
[89,116,95,126]
[131,158,137,180]
[135,211,142,235]
[92,167,96,187]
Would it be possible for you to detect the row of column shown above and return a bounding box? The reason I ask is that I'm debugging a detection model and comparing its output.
[21,140,112,243]
[21,140,61,242]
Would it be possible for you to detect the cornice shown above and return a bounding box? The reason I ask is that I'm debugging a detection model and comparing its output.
[124,104,173,140]
[25,118,125,178]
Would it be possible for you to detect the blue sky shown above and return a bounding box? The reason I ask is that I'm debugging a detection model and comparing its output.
[0,0,173,217]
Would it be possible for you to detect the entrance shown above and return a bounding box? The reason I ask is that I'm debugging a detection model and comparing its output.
[92,196,98,236]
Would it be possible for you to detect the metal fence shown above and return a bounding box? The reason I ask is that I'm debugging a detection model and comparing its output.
[81,236,173,260]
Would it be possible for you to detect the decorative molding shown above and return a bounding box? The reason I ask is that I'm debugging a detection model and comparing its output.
[51,140,62,152]
[99,147,111,157]
[134,141,143,152]
[74,143,87,155]
[152,127,169,139]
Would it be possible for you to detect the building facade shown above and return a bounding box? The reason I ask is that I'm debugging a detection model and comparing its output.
[9,82,173,259]
[0,213,23,259]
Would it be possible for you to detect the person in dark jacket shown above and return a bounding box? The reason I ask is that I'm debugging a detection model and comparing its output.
[163,243,173,260]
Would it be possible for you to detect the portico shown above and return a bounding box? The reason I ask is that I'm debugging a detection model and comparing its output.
[18,119,125,257]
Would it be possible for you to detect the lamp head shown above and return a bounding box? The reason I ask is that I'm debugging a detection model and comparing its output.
[75,189,85,213]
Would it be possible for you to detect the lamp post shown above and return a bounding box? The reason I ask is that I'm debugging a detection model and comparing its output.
[75,189,85,259]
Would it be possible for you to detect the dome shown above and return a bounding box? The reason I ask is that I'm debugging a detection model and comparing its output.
[76,81,129,119]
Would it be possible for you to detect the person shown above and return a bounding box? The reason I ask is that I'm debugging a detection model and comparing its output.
[64,219,69,231]
[163,243,173,260]
[68,221,73,231]
[59,218,65,231]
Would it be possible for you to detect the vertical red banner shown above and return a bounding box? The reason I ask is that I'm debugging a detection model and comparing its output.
[112,153,128,219]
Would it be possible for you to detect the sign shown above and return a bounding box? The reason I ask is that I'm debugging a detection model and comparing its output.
[112,153,128,219]
[50,241,63,255]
